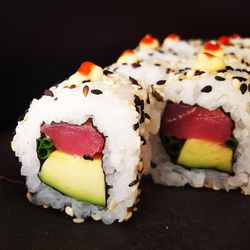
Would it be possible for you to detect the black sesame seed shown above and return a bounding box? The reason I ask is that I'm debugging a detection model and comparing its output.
[103,69,113,76]
[146,93,150,104]
[135,106,140,114]
[201,85,212,93]
[152,90,163,102]
[150,161,157,169]
[133,122,139,131]
[194,70,204,76]
[91,89,103,95]
[83,155,93,160]
[232,76,247,82]
[82,80,90,83]
[139,99,144,110]
[156,80,166,85]
[166,68,171,74]
[215,76,225,81]
[140,113,145,124]
[144,113,151,120]
[226,66,234,70]
[217,69,227,73]
[157,49,164,54]
[132,62,141,68]
[54,97,58,101]
[44,89,54,97]
[129,76,140,86]
[134,95,141,106]
[148,53,154,56]
[240,83,247,94]
[154,63,161,66]
[122,63,127,65]
[128,176,139,187]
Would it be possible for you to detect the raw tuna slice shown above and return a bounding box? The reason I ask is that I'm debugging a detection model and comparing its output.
[41,121,105,157]
[160,103,233,144]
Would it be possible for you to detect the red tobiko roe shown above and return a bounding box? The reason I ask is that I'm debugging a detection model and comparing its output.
[41,121,105,157]
[160,103,233,144]
[167,33,180,40]
[77,61,95,75]
[204,42,220,51]
[140,34,155,44]
[231,33,241,39]
[217,36,231,45]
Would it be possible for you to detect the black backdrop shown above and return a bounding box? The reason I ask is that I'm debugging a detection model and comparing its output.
[1,0,250,133]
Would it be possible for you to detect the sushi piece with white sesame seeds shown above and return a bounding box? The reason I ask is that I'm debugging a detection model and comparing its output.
[150,48,250,194]
[12,61,150,224]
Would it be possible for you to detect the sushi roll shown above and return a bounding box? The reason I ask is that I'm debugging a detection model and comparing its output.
[217,35,250,71]
[150,49,250,194]
[12,61,149,224]
[106,34,201,171]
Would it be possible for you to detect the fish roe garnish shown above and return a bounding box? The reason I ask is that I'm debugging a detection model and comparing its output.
[217,36,231,45]
[140,34,155,44]
[231,33,241,39]
[78,61,95,75]
[204,42,220,51]
[166,33,180,40]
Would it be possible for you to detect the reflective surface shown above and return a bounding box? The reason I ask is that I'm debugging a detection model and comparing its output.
[1,133,250,250]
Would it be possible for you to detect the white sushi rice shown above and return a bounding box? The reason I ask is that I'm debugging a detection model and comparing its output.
[13,73,146,224]
[150,70,250,194]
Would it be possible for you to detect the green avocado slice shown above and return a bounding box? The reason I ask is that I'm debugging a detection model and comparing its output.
[39,150,106,206]
[177,139,233,173]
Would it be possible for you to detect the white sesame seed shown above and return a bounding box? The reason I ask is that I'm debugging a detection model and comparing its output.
[73,218,85,224]
[91,213,101,221]
[124,211,133,221]
[10,141,16,151]
[26,192,32,202]
[65,206,74,217]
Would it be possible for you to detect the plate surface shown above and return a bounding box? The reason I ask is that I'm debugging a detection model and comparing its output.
[1,133,250,250]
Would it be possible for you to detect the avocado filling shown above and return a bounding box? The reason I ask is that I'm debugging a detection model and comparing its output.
[37,121,106,207]
[160,103,237,174]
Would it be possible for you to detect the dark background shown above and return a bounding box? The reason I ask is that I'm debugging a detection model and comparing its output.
[1,2,250,249]
[1,0,250,133]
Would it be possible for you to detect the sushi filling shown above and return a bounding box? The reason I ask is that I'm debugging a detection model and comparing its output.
[36,120,107,207]
[159,102,237,174]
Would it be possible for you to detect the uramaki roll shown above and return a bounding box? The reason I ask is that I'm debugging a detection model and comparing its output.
[12,61,149,223]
